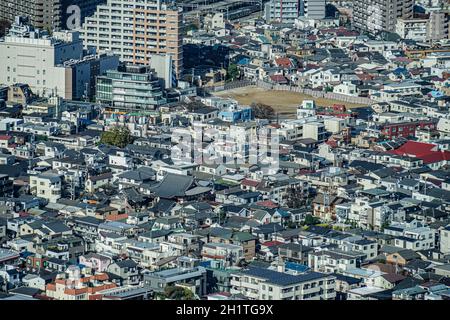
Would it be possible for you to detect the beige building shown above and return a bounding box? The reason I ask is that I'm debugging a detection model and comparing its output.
[80,0,183,77]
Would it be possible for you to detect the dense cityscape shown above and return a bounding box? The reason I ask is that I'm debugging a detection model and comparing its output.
[0,0,449,302]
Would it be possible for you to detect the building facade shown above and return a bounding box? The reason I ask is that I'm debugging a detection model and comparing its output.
[264,0,326,24]
[353,0,414,34]
[96,64,167,112]
[0,0,106,31]
[0,17,119,100]
[230,266,336,300]
[80,0,183,77]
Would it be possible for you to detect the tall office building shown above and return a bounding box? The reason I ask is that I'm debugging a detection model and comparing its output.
[0,0,106,30]
[353,0,414,34]
[80,0,183,78]
[264,0,326,23]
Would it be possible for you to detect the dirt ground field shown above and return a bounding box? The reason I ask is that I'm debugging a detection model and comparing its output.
[214,86,366,118]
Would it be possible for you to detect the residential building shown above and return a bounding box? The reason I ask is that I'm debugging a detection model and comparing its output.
[29,173,62,203]
[353,0,414,34]
[80,0,183,77]
[0,0,106,30]
[230,266,336,300]
[264,0,326,23]
[96,64,166,112]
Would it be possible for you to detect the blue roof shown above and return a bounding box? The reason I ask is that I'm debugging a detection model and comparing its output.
[276,208,291,218]
[20,251,34,259]
[237,57,250,65]
[240,267,328,286]
[428,90,444,98]
[285,262,310,273]
[393,67,408,75]
[199,261,211,268]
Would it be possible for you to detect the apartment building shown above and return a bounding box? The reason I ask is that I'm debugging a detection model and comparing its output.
[0,17,119,99]
[264,0,326,23]
[96,64,167,112]
[385,221,436,251]
[396,18,429,42]
[80,0,183,77]
[230,266,336,300]
[0,0,105,30]
[396,11,450,43]
[353,0,413,34]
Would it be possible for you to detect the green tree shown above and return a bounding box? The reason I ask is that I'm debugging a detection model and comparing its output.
[163,285,195,300]
[226,64,239,81]
[36,135,48,142]
[304,214,320,226]
[100,126,134,148]
[186,23,198,33]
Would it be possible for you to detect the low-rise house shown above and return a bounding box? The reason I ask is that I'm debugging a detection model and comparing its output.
[106,259,140,286]
[79,253,112,273]
[308,249,363,273]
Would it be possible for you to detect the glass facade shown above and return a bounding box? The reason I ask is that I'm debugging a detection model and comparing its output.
[96,65,166,111]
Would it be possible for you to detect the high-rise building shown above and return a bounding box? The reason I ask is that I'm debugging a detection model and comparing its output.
[96,64,167,112]
[80,0,183,78]
[0,0,106,31]
[353,0,414,34]
[264,0,326,23]
[0,16,119,99]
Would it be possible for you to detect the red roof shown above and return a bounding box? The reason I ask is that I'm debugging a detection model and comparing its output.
[387,140,450,164]
[0,135,12,140]
[241,178,260,187]
[357,73,374,81]
[275,57,293,68]
[255,200,279,209]
[262,241,284,247]
[269,74,288,83]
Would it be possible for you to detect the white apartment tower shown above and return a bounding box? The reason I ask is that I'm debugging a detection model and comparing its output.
[80,0,183,78]
[264,0,326,23]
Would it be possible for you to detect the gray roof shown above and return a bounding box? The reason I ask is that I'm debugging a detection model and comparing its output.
[239,267,331,286]
[43,221,71,234]
[151,173,194,198]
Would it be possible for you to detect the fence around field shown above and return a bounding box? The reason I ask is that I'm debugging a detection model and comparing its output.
[203,80,374,105]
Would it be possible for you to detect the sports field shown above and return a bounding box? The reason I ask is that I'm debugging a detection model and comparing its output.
[214,86,367,118]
